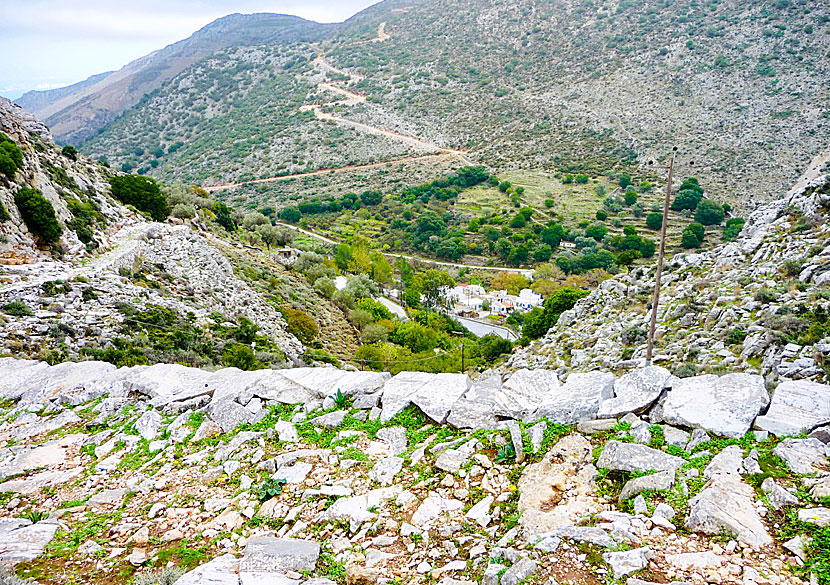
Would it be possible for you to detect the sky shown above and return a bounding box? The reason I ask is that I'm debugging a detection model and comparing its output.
[0,0,380,100]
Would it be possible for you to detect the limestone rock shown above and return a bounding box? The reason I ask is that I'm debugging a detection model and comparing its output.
[603,547,651,578]
[596,441,685,473]
[773,438,828,475]
[368,457,404,485]
[533,371,615,424]
[598,366,673,418]
[173,553,239,585]
[135,408,162,441]
[754,380,830,437]
[0,518,59,564]
[240,537,320,573]
[797,508,830,527]
[517,435,600,539]
[411,373,471,423]
[619,470,676,502]
[661,373,769,439]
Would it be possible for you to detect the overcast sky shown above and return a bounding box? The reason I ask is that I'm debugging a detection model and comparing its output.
[0,0,380,100]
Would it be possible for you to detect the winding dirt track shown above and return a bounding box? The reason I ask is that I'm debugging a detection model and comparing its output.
[203,24,469,193]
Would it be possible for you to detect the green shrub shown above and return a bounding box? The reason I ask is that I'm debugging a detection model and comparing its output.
[695,200,725,225]
[0,133,23,179]
[283,308,318,344]
[14,188,62,243]
[61,145,78,161]
[2,301,33,317]
[687,222,705,241]
[681,227,701,248]
[0,201,10,222]
[596,209,608,221]
[646,212,663,230]
[723,217,745,241]
[108,175,170,221]
[222,343,262,370]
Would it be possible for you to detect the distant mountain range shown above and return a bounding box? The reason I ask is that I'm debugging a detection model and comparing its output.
[23,0,828,209]
[16,13,334,145]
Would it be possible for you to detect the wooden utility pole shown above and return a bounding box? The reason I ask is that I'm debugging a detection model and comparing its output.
[646,148,677,366]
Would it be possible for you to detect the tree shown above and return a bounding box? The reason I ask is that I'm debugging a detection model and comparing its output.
[109,175,170,221]
[491,272,529,295]
[0,133,23,179]
[283,308,318,344]
[508,244,529,266]
[478,334,513,363]
[498,181,512,192]
[585,224,607,241]
[334,244,353,271]
[256,224,284,249]
[687,222,705,241]
[531,279,559,297]
[671,189,703,211]
[61,145,78,161]
[413,269,454,309]
[370,251,393,284]
[14,188,62,243]
[624,191,638,206]
[509,214,526,229]
[646,212,663,230]
[695,200,725,225]
[617,249,642,269]
[596,209,608,221]
[544,199,555,208]
[533,244,552,262]
[223,343,261,370]
[619,173,632,188]
[390,321,440,353]
[213,202,235,231]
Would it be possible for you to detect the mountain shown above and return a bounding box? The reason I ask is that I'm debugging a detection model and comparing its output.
[78,0,828,212]
[15,13,334,145]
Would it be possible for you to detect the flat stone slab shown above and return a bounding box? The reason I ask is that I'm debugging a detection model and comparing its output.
[661,373,769,439]
[126,363,214,404]
[0,518,59,564]
[598,366,673,418]
[619,470,676,502]
[497,369,562,420]
[0,468,83,494]
[533,371,615,424]
[240,537,320,573]
[755,380,830,437]
[797,508,830,527]
[411,373,471,423]
[380,372,435,423]
[279,368,388,399]
[446,372,503,430]
[596,441,685,473]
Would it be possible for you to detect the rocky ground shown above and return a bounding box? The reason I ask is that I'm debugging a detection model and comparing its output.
[0,358,827,585]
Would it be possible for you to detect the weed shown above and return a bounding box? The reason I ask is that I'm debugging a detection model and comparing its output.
[258,478,287,502]
[494,443,516,464]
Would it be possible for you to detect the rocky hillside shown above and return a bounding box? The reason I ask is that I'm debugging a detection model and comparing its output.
[16,13,334,145]
[507,162,830,387]
[0,355,827,585]
[80,0,829,209]
[0,98,303,364]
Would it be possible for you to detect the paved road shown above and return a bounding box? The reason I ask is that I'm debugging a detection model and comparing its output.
[454,316,519,341]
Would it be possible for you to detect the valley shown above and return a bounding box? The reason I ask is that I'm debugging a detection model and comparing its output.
[0,1,828,585]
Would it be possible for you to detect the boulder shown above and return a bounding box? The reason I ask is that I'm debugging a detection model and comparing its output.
[207,399,254,433]
[661,373,769,438]
[173,553,239,585]
[755,380,830,437]
[126,363,214,405]
[598,366,673,418]
[596,441,685,473]
[618,470,676,502]
[603,548,652,578]
[380,372,434,423]
[446,372,503,430]
[533,371,616,424]
[774,438,828,474]
[797,508,830,527]
[368,457,404,485]
[135,409,162,441]
[497,369,562,419]
[279,368,388,399]
[517,435,601,539]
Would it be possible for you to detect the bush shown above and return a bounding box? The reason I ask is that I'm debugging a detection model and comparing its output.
[687,222,705,241]
[478,334,513,363]
[596,209,608,221]
[624,191,638,205]
[171,203,196,219]
[523,287,588,339]
[695,200,725,225]
[646,212,663,230]
[14,188,62,243]
[109,175,170,221]
[213,202,235,231]
[283,308,318,344]
[362,323,389,344]
[0,201,10,222]
[545,199,555,208]
[0,133,23,179]
[131,567,185,585]
[671,189,703,211]
[223,343,262,370]
[723,217,745,241]
[619,173,632,188]
[681,227,701,248]
[2,301,33,317]
[313,276,335,298]
[61,145,78,161]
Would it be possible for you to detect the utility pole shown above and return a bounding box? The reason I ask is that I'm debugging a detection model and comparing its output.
[645,147,692,365]
[452,331,465,373]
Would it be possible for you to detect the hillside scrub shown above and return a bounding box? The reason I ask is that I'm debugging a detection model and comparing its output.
[0,132,23,179]
[14,188,63,243]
